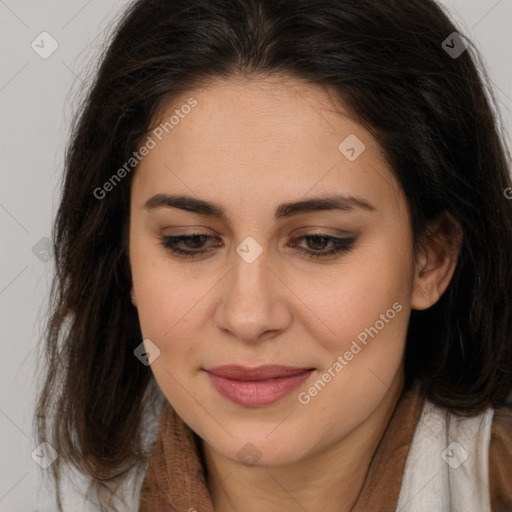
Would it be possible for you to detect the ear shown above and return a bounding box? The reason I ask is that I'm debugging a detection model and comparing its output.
[411,212,463,311]
[130,285,137,307]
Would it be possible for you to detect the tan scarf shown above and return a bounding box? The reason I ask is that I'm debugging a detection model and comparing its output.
[138,382,424,511]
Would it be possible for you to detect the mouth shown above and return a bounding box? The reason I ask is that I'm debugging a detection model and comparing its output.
[203,365,315,407]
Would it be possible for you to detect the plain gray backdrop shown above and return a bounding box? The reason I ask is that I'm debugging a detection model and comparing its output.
[0,0,511,510]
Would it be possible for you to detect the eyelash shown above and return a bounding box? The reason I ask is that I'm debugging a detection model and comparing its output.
[161,232,356,260]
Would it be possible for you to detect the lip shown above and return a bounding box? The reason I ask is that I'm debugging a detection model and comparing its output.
[204,365,315,407]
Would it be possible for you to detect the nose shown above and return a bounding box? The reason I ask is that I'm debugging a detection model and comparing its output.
[213,247,292,343]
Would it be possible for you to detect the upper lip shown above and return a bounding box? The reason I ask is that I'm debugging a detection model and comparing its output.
[204,365,314,381]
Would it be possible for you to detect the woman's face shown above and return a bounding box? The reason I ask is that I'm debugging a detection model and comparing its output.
[129,76,417,466]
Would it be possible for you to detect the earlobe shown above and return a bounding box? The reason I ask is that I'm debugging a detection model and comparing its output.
[130,286,137,307]
[411,213,463,311]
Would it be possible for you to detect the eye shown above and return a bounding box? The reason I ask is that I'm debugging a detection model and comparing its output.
[290,234,356,259]
[161,233,220,259]
[160,232,356,260]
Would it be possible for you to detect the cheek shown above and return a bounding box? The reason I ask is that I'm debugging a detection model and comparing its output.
[134,270,204,349]
[129,235,216,363]
[306,237,412,348]
[129,232,178,340]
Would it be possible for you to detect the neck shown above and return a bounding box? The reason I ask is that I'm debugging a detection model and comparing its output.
[203,372,404,512]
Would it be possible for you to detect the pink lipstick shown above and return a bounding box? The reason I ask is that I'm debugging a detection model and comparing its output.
[204,365,314,407]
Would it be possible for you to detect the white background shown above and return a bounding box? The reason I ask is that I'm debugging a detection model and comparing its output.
[0,0,511,510]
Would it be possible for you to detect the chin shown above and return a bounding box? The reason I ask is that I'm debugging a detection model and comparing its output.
[211,432,311,468]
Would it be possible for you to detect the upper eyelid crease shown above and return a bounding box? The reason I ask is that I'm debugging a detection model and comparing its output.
[143,193,376,222]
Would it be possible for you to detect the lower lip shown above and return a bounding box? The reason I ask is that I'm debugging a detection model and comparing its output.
[205,369,314,407]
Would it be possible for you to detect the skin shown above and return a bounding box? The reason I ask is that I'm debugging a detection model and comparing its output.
[128,75,461,512]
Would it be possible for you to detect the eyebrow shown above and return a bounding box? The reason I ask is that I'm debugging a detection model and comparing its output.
[143,193,376,221]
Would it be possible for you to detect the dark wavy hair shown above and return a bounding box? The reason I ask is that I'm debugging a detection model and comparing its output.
[34,0,512,510]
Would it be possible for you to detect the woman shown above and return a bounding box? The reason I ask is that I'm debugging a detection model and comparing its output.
[34,0,512,510]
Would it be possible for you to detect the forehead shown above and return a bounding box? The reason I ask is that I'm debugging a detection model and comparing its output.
[131,75,404,218]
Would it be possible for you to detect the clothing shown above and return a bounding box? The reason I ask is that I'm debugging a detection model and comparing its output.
[396,399,495,511]
[137,383,512,511]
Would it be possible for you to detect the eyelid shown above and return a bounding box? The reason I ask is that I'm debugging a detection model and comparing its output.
[290,226,354,237]
[160,227,354,244]
[161,226,354,238]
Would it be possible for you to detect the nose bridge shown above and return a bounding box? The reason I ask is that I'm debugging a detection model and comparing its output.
[228,243,271,314]
[232,242,268,296]
[214,240,287,341]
